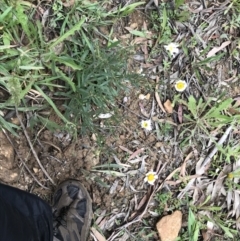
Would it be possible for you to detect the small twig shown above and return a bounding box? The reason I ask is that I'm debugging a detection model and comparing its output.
[15,107,56,185]
[41,141,62,153]
[150,98,155,118]
[2,129,49,189]
[172,125,178,159]
[41,155,63,164]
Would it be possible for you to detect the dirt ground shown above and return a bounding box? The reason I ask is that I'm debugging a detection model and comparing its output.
[0,3,166,239]
[0,90,175,240]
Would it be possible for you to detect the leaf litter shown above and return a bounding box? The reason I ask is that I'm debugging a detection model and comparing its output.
[1,0,240,240]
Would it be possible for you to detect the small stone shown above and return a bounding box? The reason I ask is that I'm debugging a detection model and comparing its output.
[156,210,182,241]
[0,167,19,183]
[0,131,19,183]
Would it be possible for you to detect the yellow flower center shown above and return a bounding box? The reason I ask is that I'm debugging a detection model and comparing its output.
[176,82,185,90]
[228,173,234,179]
[147,174,155,182]
[143,122,148,128]
[169,45,174,52]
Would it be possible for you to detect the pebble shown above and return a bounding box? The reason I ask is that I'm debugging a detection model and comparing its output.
[156,210,182,241]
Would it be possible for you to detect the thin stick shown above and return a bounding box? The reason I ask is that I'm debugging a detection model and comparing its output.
[2,129,49,189]
[15,108,55,185]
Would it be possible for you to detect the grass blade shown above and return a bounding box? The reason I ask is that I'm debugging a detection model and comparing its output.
[49,17,86,48]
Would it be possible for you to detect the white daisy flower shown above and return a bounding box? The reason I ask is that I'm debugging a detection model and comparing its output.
[144,171,158,185]
[175,80,187,92]
[141,119,152,131]
[164,43,179,57]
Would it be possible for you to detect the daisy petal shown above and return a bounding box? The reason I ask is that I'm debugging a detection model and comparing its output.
[175,80,187,92]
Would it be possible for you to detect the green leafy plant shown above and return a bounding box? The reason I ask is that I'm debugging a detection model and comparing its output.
[150,1,189,47]
[178,95,240,146]
[221,0,240,35]
[150,3,173,45]
[0,0,143,136]
[188,208,200,241]
[192,195,238,239]
[155,192,173,214]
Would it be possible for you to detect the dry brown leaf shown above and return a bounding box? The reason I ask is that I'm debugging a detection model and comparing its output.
[165,180,183,185]
[155,77,166,113]
[152,117,177,126]
[133,37,148,44]
[119,34,131,39]
[156,160,163,173]
[229,107,240,115]
[91,227,106,241]
[207,41,231,58]
[136,193,149,211]
[127,148,145,162]
[178,104,183,123]
[119,145,133,154]
[124,26,134,32]
[141,63,154,68]
[163,99,173,113]
[202,229,212,241]
[166,175,199,186]
[95,210,107,225]
[99,217,107,230]
[139,93,150,100]
[129,23,138,29]
[166,167,181,181]
[180,152,193,177]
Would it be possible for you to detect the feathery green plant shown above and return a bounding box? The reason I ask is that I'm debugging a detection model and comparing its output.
[0,0,144,136]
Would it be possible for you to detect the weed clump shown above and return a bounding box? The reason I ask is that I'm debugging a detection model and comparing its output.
[0,1,142,136]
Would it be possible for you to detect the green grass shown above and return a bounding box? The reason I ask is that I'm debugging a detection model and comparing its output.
[175,95,240,147]
[0,0,144,137]
[153,93,240,240]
